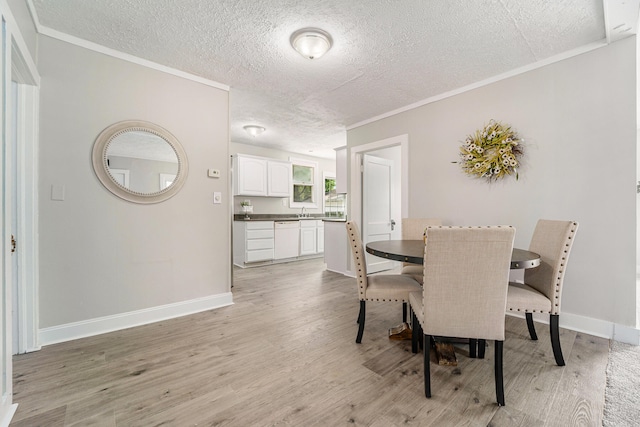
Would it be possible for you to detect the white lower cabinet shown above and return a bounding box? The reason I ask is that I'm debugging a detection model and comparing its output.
[300,220,324,255]
[233,221,274,266]
[234,219,325,268]
[299,222,317,256]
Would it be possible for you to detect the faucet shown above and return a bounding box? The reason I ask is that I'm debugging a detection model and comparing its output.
[299,207,306,218]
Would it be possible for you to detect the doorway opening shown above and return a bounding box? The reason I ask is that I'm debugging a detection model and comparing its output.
[349,135,408,274]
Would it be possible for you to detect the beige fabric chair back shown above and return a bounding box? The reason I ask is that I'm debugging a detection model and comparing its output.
[524,220,579,315]
[401,218,443,240]
[401,218,443,270]
[421,226,515,341]
[346,221,368,300]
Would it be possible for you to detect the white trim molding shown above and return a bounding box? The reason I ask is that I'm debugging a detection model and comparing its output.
[35,26,229,92]
[347,41,607,131]
[508,311,640,345]
[39,293,234,346]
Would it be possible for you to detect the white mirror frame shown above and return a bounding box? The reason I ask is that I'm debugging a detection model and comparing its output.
[92,120,189,204]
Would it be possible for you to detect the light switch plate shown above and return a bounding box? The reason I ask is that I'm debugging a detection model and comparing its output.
[213,192,222,204]
[208,169,220,178]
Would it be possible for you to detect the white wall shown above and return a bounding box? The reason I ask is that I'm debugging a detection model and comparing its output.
[230,142,336,215]
[38,35,231,335]
[348,38,638,332]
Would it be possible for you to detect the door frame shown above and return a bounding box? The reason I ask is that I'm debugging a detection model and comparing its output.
[4,0,41,359]
[348,135,408,272]
[11,80,39,354]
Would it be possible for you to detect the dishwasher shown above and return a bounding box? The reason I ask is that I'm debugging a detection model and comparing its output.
[274,221,300,259]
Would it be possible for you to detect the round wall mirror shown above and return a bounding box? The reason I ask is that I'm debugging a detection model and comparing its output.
[92,120,189,204]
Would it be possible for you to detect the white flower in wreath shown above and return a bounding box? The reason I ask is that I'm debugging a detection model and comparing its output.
[476,147,484,154]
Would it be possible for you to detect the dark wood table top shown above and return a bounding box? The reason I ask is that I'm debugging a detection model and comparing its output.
[365,239,540,269]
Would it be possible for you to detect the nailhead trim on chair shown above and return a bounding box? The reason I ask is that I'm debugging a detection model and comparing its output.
[506,221,578,315]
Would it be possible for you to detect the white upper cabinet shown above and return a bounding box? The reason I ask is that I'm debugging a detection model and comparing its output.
[267,160,292,197]
[235,155,268,196]
[234,154,292,197]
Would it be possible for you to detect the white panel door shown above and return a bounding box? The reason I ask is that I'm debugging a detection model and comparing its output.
[363,154,395,273]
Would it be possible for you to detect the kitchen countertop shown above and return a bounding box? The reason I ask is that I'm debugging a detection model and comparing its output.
[233,214,346,222]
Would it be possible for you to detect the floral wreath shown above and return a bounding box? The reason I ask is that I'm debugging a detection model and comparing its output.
[456,120,524,182]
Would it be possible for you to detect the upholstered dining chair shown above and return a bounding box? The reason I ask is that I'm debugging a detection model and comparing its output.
[506,219,579,366]
[345,221,423,343]
[400,218,442,284]
[409,226,515,405]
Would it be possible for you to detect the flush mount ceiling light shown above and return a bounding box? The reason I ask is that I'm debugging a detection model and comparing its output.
[290,28,333,59]
[243,125,266,137]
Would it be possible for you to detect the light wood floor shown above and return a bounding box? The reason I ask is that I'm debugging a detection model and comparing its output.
[11,258,610,426]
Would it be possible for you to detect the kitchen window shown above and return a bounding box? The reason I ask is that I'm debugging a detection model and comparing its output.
[290,158,317,208]
[323,174,346,216]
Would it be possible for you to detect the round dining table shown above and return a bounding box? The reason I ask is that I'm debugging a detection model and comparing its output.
[365,239,541,366]
[365,239,541,269]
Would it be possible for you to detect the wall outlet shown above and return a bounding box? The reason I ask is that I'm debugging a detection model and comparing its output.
[281,198,287,206]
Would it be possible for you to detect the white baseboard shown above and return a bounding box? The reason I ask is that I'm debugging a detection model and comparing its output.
[0,404,18,427]
[39,293,233,346]
[508,311,640,345]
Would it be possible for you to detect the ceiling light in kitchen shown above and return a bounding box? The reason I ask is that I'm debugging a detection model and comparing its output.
[243,125,266,137]
[290,28,333,59]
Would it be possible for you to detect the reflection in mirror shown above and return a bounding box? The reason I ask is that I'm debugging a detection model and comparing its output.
[92,121,188,204]
[106,130,178,194]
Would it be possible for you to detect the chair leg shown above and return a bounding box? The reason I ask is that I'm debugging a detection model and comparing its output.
[411,312,419,354]
[469,339,477,358]
[526,312,538,340]
[403,302,408,323]
[495,340,505,406]
[417,321,424,350]
[424,334,432,398]
[550,314,565,366]
[478,339,486,359]
[356,301,366,343]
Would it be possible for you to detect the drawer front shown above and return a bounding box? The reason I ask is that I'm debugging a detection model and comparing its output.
[300,220,317,228]
[246,221,274,230]
[247,229,274,239]
[247,238,274,250]
[246,248,274,262]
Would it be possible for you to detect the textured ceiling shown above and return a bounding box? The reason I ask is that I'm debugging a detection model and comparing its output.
[30,0,637,158]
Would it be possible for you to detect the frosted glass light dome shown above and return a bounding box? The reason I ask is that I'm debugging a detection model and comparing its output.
[290,28,333,59]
